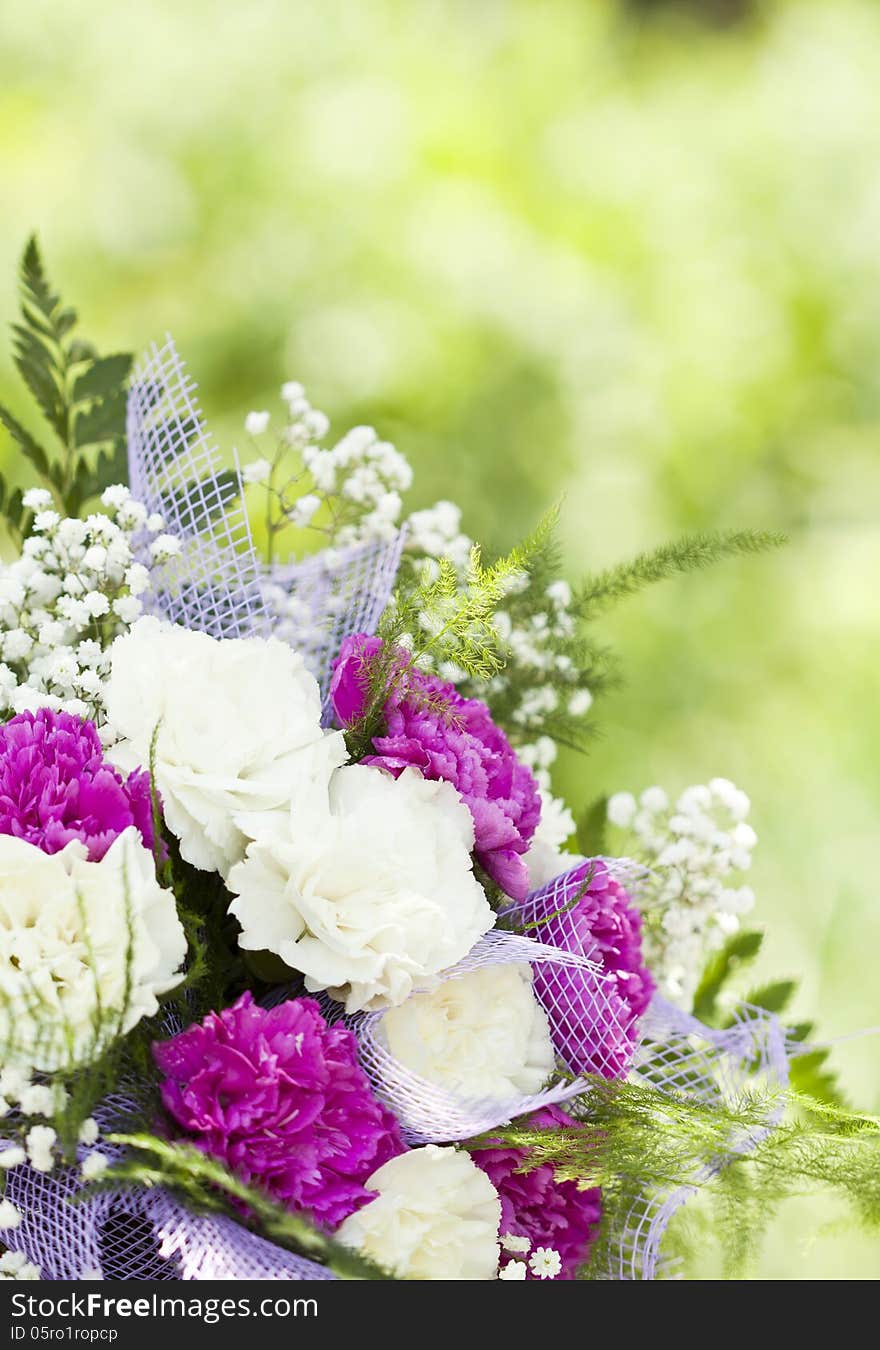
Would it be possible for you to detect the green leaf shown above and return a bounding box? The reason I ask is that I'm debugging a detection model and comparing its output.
[0,469,32,540]
[66,338,98,365]
[72,354,133,404]
[66,440,130,515]
[73,389,127,448]
[0,403,53,480]
[691,928,764,1025]
[789,1049,846,1107]
[576,795,608,856]
[742,980,798,1016]
[19,235,60,324]
[11,325,66,439]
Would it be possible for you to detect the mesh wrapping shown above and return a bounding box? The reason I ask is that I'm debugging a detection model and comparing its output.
[324,930,602,1144]
[126,337,269,640]
[507,860,649,1080]
[265,532,405,710]
[126,336,403,706]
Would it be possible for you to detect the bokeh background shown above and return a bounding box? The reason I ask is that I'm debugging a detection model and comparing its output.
[1,0,877,1278]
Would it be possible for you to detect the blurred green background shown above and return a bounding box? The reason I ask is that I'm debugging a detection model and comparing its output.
[1,0,877,1278]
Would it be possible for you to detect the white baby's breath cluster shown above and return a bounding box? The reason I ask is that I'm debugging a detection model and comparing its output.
[607,780,757,1006]
[244,380,413,553]
[0,1251,40,1280]
[492,579,591,733]
[405,521,593,743]
[0,486,178,727]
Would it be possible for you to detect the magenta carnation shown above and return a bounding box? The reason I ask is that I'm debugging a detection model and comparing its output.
[153,993,406,1229]
[330,634,541,901]
[473,1105,602,1279]
[0,708,155,861]
[518,859,654,1079]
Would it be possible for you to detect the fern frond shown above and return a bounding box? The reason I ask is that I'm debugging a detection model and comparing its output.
[577,529,787,619]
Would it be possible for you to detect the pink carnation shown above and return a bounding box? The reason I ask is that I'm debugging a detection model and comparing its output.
[518,859,654,1079]
[473,1105,602,1279]
[0,708,155,860]
[330,634,541,901]
[153,993,406,1230]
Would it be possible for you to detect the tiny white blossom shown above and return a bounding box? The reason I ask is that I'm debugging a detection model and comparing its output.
[33,510,61,535]
[26,1125,56,1173]
[529,1247,562,1279]
[607,791,637,828]
[78,1118,100,1147]
[82,592,110,619]
[498,1260,528,1280]
[100,485,131,511]
[124,564,151,597]
[18,1084,55,1116]
[116,500,147,531]
[0,1146,26,1169]
[302,409,330,440]
[242,458,272,485]
[287,494,321,528]
[281,380,304,403]
[112,595,142,625]
[81,1152,109,1182]
[149,534,182,562]
[245,410,270,436]
[0,1200,22,1230]
[146,513,165,534]
[0,1250,40,1280]
[641,786,670,813]
[0,1066,29,1101]
[501,1232,531,1255]
[567,688,593,717]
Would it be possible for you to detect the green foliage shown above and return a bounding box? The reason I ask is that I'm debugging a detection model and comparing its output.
[470,1076,880,1279]
[576,530,787,620]
[102,1133,392,1281]
[789,1049,846,1108]
[575,796,609,857]
[0,237,133,530]
[404,509,561,680]
[344,510,560,760]
[691,929,764,1026]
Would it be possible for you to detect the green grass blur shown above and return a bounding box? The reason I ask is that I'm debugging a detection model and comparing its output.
[0,0,877,1278]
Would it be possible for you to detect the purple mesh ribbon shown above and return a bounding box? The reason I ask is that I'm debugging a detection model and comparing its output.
[126,337,269,640]
[126,336,404,708]
[508,860,650,1081]
[321,930,603,1144]
[2,1103,333,1283]
[266,532,405,712]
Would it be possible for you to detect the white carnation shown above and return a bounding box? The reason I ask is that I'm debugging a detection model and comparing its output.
[0,829,186,1071]
[337,1145,501,1280]
[380,963,555,1101]
[227,764,494,1012]
[105,618,346,876]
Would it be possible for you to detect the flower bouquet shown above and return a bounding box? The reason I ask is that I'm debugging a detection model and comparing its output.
[0,241,876,1284]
